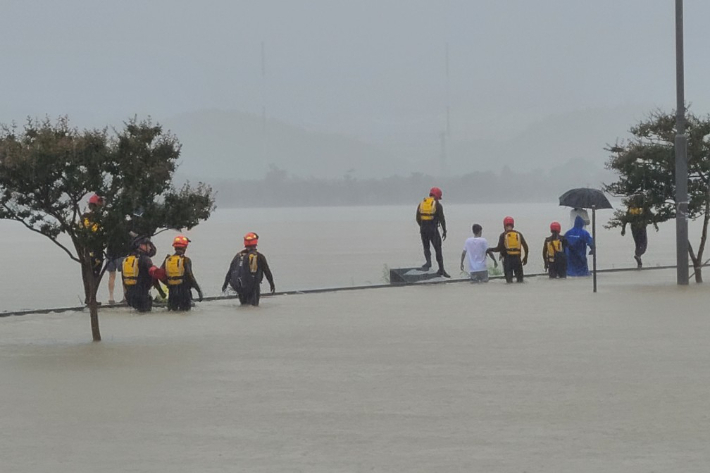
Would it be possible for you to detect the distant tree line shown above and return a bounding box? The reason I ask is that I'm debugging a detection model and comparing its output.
[212,162,609,208]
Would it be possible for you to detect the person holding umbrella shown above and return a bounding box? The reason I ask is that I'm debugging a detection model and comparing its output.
[564,216,594,277]
[559,188,612,291]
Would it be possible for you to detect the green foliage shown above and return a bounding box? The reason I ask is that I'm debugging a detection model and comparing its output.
[487,264,502,277]
[0,116,215,261]
[604,109,710,229]
[604,109,710,282]
[0,116,216,338]
[382,264,390,283]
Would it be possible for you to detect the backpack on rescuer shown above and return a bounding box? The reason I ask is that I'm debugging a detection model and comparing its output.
[419,197,436,221]
[123,255,139,286]
[504,231,522,256]
[165,255,185,286]
[230,251,258,293]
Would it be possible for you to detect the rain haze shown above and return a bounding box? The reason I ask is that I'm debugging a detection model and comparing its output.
[2,0,710,200]
[4,2,710,471]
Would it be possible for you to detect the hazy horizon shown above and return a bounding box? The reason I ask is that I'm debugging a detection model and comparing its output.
[2,0,707,182]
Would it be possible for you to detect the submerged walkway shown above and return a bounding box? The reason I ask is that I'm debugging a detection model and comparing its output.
[0,265,679,317]
[1,268,710,472]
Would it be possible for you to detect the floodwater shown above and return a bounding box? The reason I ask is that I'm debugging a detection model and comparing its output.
[2,269,710,471]
[0,202,692,312]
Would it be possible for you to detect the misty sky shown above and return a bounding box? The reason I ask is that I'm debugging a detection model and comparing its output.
[2,0,709,145]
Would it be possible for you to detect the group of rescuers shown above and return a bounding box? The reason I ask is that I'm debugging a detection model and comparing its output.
[417,187,595,284]
[83,194,275,313]
[120,232,275,312]
[85,184,640,310]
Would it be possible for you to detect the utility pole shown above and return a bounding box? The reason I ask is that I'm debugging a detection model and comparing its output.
[675,0,689,285]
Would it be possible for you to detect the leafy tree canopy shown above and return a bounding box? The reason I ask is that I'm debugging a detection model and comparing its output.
[604,109,710,281]
[0,116,215,340]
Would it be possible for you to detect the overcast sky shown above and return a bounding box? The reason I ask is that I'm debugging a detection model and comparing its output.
[1,0,708,142]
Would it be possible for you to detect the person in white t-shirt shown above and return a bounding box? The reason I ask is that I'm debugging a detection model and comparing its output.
[460,223,498,282]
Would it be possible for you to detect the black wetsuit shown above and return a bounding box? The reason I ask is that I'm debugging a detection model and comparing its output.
[223,249,275,306]
[123,251,156,312]
[415,199,447,271]
[542,234,568,279]
[623,206,651,265]
[161,254,203,311]
[489,230,529,283]
[631,224,648,259]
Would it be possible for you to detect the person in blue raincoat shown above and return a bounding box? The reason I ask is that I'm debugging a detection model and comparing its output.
[565,215,594,277]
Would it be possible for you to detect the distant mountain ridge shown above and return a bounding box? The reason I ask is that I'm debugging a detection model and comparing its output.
[165,106,647,181]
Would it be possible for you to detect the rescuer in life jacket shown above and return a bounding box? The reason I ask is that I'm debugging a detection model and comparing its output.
[160,235,204,311]
[620,196,657,269]
[542,221,568,279]
[81,194,105,276]
[415,187,450,278]
[221,232,275,307]
[80,193,106,305]
[487,216,529,283]
[122,235,165,312]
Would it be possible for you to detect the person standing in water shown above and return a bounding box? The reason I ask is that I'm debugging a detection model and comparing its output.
[161,235,204,311]
[460,223,497,282]
[122,236,164,312]
[565,216,594,277]
[487,216,529,283]
[222,232,275,306]
[416,187,450,278]
[620,197,656,268]
[542,221,567,279]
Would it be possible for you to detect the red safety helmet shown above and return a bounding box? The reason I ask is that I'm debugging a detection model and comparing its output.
[550,221,561,233]
[244,232,259,247]
[172,235,190,248]
[88,194,103,206]
[429,187,443,200]
[503,216,515,228]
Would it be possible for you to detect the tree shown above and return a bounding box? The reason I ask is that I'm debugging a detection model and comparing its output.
[604,109,710,282]
[0,117,215,340]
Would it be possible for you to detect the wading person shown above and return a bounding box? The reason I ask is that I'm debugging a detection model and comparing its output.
[620,198,655,269]
[122,236,164,312]
[542,221,567,279]
[460,223,497,282]
[222,232,275,306]
[105,251,124,305]
[81,193,105,304]
[487,216,529,283]
[416,187,450,278]
[161,235,204,311]
[564,216,594,277]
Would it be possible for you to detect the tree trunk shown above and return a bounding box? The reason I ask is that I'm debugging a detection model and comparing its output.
[688,242,704,284]
[81,261,102,342]
[693,191,710,284]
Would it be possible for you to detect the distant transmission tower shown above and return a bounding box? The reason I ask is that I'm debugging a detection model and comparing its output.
[439,42,450,177]
[445,42,451,137]
[261,41,266,132]
[260,41,268,174]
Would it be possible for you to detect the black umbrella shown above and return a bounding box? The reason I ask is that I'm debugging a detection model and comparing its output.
[559,188,612,209]
[559,188,613,293]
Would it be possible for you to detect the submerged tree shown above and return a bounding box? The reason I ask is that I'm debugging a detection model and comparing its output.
[0,117,215,340]
[604,109,710,282]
